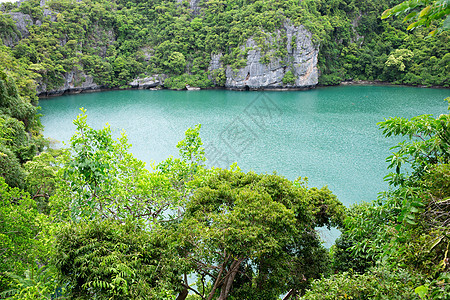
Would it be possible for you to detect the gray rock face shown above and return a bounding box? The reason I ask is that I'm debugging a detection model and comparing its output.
[7,12,32,38]
[209,53,222,71]
[139,46,154,62]
[128,75,167,89]
[40,0,56,19]
[190,0,201,14]
[211,23,318,89]
[37,71,102,96]
[175,0,201,13]
[16,0,28,8]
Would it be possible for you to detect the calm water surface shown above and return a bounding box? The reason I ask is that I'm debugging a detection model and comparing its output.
[40,86,449,210]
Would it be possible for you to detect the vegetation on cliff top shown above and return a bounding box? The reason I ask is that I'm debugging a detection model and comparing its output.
[0,0,448,91]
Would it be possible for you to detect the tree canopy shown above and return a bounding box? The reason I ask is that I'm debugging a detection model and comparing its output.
[382,0,450,35]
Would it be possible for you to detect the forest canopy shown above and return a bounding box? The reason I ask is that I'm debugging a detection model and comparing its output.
[0,0,448,91]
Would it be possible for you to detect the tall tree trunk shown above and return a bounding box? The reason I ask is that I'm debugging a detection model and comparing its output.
[218,257,243,300]
[176,274,189,300]
[176,287,188,300]
[206,255,229,300]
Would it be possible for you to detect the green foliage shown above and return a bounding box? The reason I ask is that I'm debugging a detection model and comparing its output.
[0,177,50,293]
[382,0,450,35]
[0,70,43,188]
[415,273,450,300]
[0,142,26,189]
[166,51,186,75]
[378,106,450,187]
[304,183,346,229]
[282,70,296,85]
[163,73,213,90]
[54,219,181,299]
[50,108,178,225]
[210,68,226,86]
[331,201,395,274]
[176,167,343,299]
[385,48,415,73]
[157,123,207,208]
[0,12,20,42]
[0,265,65,300]
[317,0,449,87]
[24,148,68,214]
[0,70,38,132]
[301,265,426,300]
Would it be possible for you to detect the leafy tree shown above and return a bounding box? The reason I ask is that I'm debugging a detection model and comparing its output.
[376,100,450,277]
[166,51,187,75]
[0,141,26,189]
[24,148,69,214]
[49,116,219,300]
[0,177,50,294]
[282,70,296,85]
[54,219,181,299]
[176,167,344,300]
[1,265,64,300]
[0,70,43,188]
[301,265,426,300]
[382,0,450,35]
[50,108,179,225]
[157,123,206,204]
[385,48,414,72]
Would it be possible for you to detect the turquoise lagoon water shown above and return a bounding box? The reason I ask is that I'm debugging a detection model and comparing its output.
[39,86,449,224]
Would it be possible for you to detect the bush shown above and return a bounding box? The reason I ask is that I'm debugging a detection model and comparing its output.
[282,70,296,85]
[54,219,182,299]
[301,266,425,300]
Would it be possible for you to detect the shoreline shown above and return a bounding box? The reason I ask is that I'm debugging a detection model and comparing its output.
[37,80,449,99]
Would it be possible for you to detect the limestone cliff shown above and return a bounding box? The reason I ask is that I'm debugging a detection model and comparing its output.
[2,12,32,46]
[129,75,167,89]
[5,0,319,94]
[37,70,102,97]
[211,23,318,90]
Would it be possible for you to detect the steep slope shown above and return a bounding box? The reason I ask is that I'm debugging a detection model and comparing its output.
[0,0,448,94]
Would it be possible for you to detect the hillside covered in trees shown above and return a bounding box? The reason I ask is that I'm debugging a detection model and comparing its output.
[0,0,449,94]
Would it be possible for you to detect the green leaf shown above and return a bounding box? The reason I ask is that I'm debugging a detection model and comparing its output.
[414,285,428,299]
[381,9,392,19]
[419,5,432,18]
[407,21,420,30]
[409,206,419,213]
[403,11,418,22]
[406,219,417,225]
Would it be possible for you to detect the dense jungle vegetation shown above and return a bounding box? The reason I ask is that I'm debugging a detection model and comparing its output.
[0,0,449,299]
[0,0,449,91]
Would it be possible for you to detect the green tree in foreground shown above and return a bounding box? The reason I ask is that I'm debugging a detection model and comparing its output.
[305,100,450,299]
[54,219,181,300]
[175,168,345,300]
[0,177,50,295]
[50,108,179,226]
[49,114,210,299]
